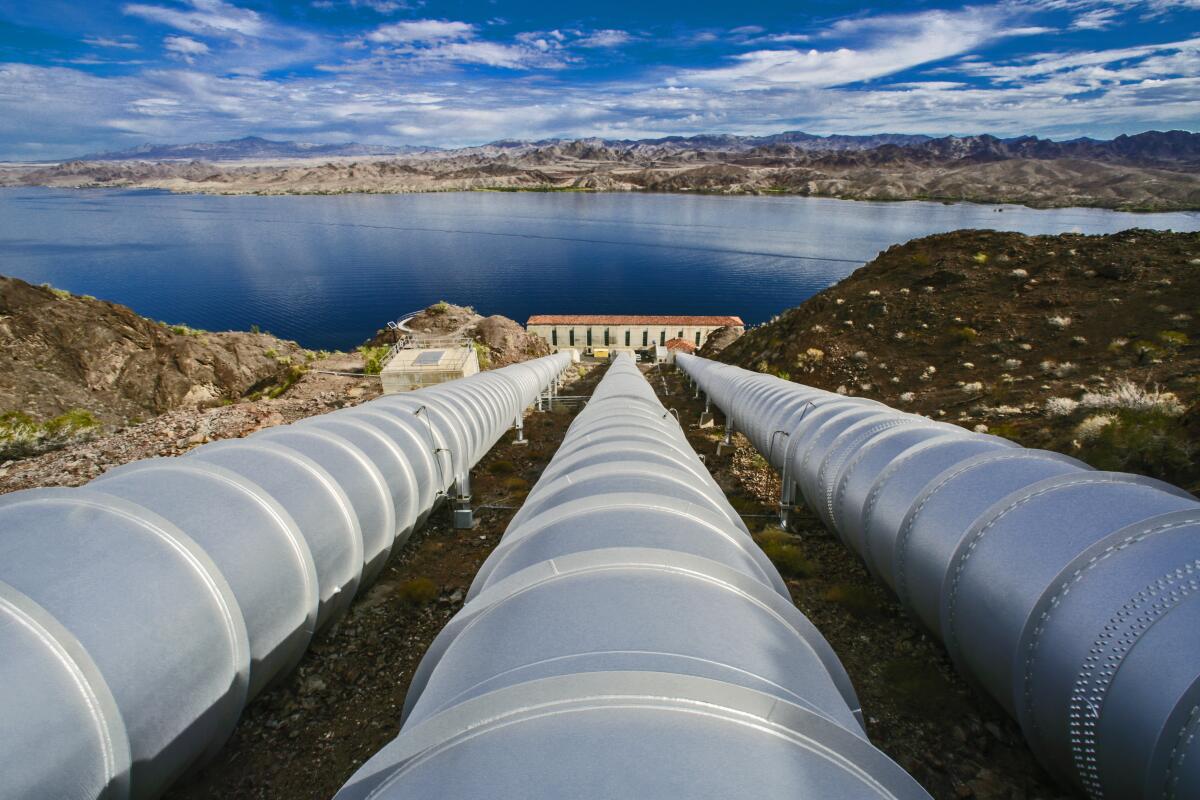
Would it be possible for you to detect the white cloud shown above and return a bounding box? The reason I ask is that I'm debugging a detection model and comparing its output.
[312,0,416,12]
[164,35,210,63]
[122,0,266,39]
[84,36,140,50]
[366,19,474,44]
[680,7,1045,89]
[1071,8,1121,28]
[574,29,632,48]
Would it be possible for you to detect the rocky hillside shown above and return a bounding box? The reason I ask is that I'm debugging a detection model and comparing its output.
[367,301,550,367]
[0,276,309,453]
[716,229,1200,493]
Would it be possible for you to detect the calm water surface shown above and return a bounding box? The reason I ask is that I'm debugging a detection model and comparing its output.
[2,188,1197,350]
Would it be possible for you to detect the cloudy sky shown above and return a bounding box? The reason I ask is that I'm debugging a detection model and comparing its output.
[0,0,1197,159]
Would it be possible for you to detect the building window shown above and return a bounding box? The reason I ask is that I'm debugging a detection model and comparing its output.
[569,329,575,346]
[695,331,701,346]
[586,328,593,347]
[678,330,684,339]
[604,328,610,346]
[660,330,666,346]
[625,330,630,346]
[551,329,557,346]
[642,330,648,346]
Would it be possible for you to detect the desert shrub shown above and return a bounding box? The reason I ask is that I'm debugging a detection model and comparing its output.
[501,476,531,495]
[487,459,517,476]
[755,531,814,579]
[1158,330,1190,349]
[1078,380,1184,415]
[40,283,71,299]
[945,326,974,345]
[795,348,825,372]
[822,583,885,618]
[0,409,99,460]
[1075,408,1197,487]
[358,345,390,375]
[972,252,989,264]
[430,300,450,315]
[266,365,306,399]
[1046,315,1072,330]
[395,577,439,607]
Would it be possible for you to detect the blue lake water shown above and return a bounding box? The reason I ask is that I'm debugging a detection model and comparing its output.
[2,188,1197,350]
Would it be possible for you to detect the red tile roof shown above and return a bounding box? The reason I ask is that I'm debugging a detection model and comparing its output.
[665,338,697,353]
[527,314,744,327]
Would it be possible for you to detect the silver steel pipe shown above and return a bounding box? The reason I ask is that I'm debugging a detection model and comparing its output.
[334,354,932,800]
[0,352,572,800]
[676,352,1200,800]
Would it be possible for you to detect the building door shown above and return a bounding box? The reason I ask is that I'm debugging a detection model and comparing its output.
[551,329,558,346]
[642,330,648,346]
[569,329,575,346]
[660,331,666,346]
[604,328,610,346]
[586,328,592,347]
[695,331,701,346]
[625,330,631,346]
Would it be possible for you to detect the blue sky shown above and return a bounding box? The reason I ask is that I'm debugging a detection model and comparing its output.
[0,0,1197,159]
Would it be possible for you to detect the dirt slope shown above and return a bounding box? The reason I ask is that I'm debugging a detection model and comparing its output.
[717,229,1200,492]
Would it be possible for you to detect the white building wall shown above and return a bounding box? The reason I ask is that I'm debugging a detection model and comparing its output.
[528,323,735,354]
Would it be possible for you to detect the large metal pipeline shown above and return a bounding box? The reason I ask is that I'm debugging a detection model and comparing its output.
[676,352,1200,800]
[334,354,932,800]
[0,351,571,800]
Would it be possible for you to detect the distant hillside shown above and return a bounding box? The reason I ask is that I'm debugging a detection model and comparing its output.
[8,129,1199,210]
[75,135,436,162]
[715,229,1200,492]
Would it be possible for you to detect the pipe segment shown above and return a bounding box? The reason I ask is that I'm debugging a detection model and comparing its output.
[0,351,571,800]
[334,354,932,800]
[676,351,1200,800]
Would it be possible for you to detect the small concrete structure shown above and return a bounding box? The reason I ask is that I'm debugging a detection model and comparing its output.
[381,344,479,393]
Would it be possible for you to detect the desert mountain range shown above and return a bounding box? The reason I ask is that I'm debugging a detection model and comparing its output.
[3,130,1197,211]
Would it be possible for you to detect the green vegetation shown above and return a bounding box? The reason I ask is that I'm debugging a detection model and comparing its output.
[754,529,814,579]
[1158,330,1190,349]
[822,582,885,618]
[358,345,390,375]
[395,577,439,607]
[473,340,492,370]
[0,409,100,460]
[1075,408,1197,489]
[40,283,71,300]
[949,325,979,345]
[169,323,206,337]
[264,347,279,359]
[430,300,450,315]
[972,252,989,264]
[266,365,306,399]
[486,459,517,476]
[501,476,531,494]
